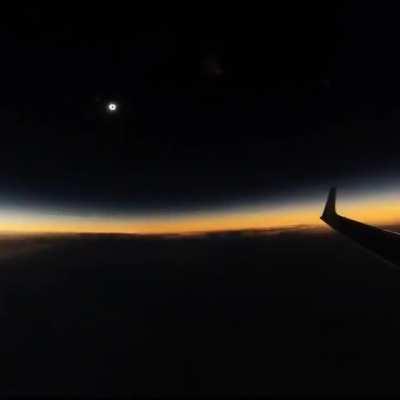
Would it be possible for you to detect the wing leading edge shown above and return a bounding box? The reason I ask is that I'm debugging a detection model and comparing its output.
[321,188,400,267]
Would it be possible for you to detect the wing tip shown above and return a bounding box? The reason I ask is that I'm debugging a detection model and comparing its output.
[321,187,337,222]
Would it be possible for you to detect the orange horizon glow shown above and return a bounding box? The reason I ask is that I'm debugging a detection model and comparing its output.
[0,192,399,235]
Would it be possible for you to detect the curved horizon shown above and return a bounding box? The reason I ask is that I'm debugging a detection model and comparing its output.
[0,184,399,235]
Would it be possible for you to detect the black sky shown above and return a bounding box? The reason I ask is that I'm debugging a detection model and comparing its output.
[1,3,400,213]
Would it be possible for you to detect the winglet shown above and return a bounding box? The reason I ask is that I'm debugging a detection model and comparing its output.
[321,187,337,222]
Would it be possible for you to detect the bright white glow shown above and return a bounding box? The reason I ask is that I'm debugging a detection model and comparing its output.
[107,102,117,112]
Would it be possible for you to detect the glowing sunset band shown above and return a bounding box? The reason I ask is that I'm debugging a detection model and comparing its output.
[0,191,399,235]
[0,206,316,234]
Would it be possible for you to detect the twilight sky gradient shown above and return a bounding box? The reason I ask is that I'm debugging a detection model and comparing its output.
[1,183,399,234]
[2,5,400,236]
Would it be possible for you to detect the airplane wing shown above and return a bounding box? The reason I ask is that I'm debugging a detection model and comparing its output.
[320,188,400,267]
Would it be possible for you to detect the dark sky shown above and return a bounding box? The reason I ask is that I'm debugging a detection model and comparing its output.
[1,3,400,213]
